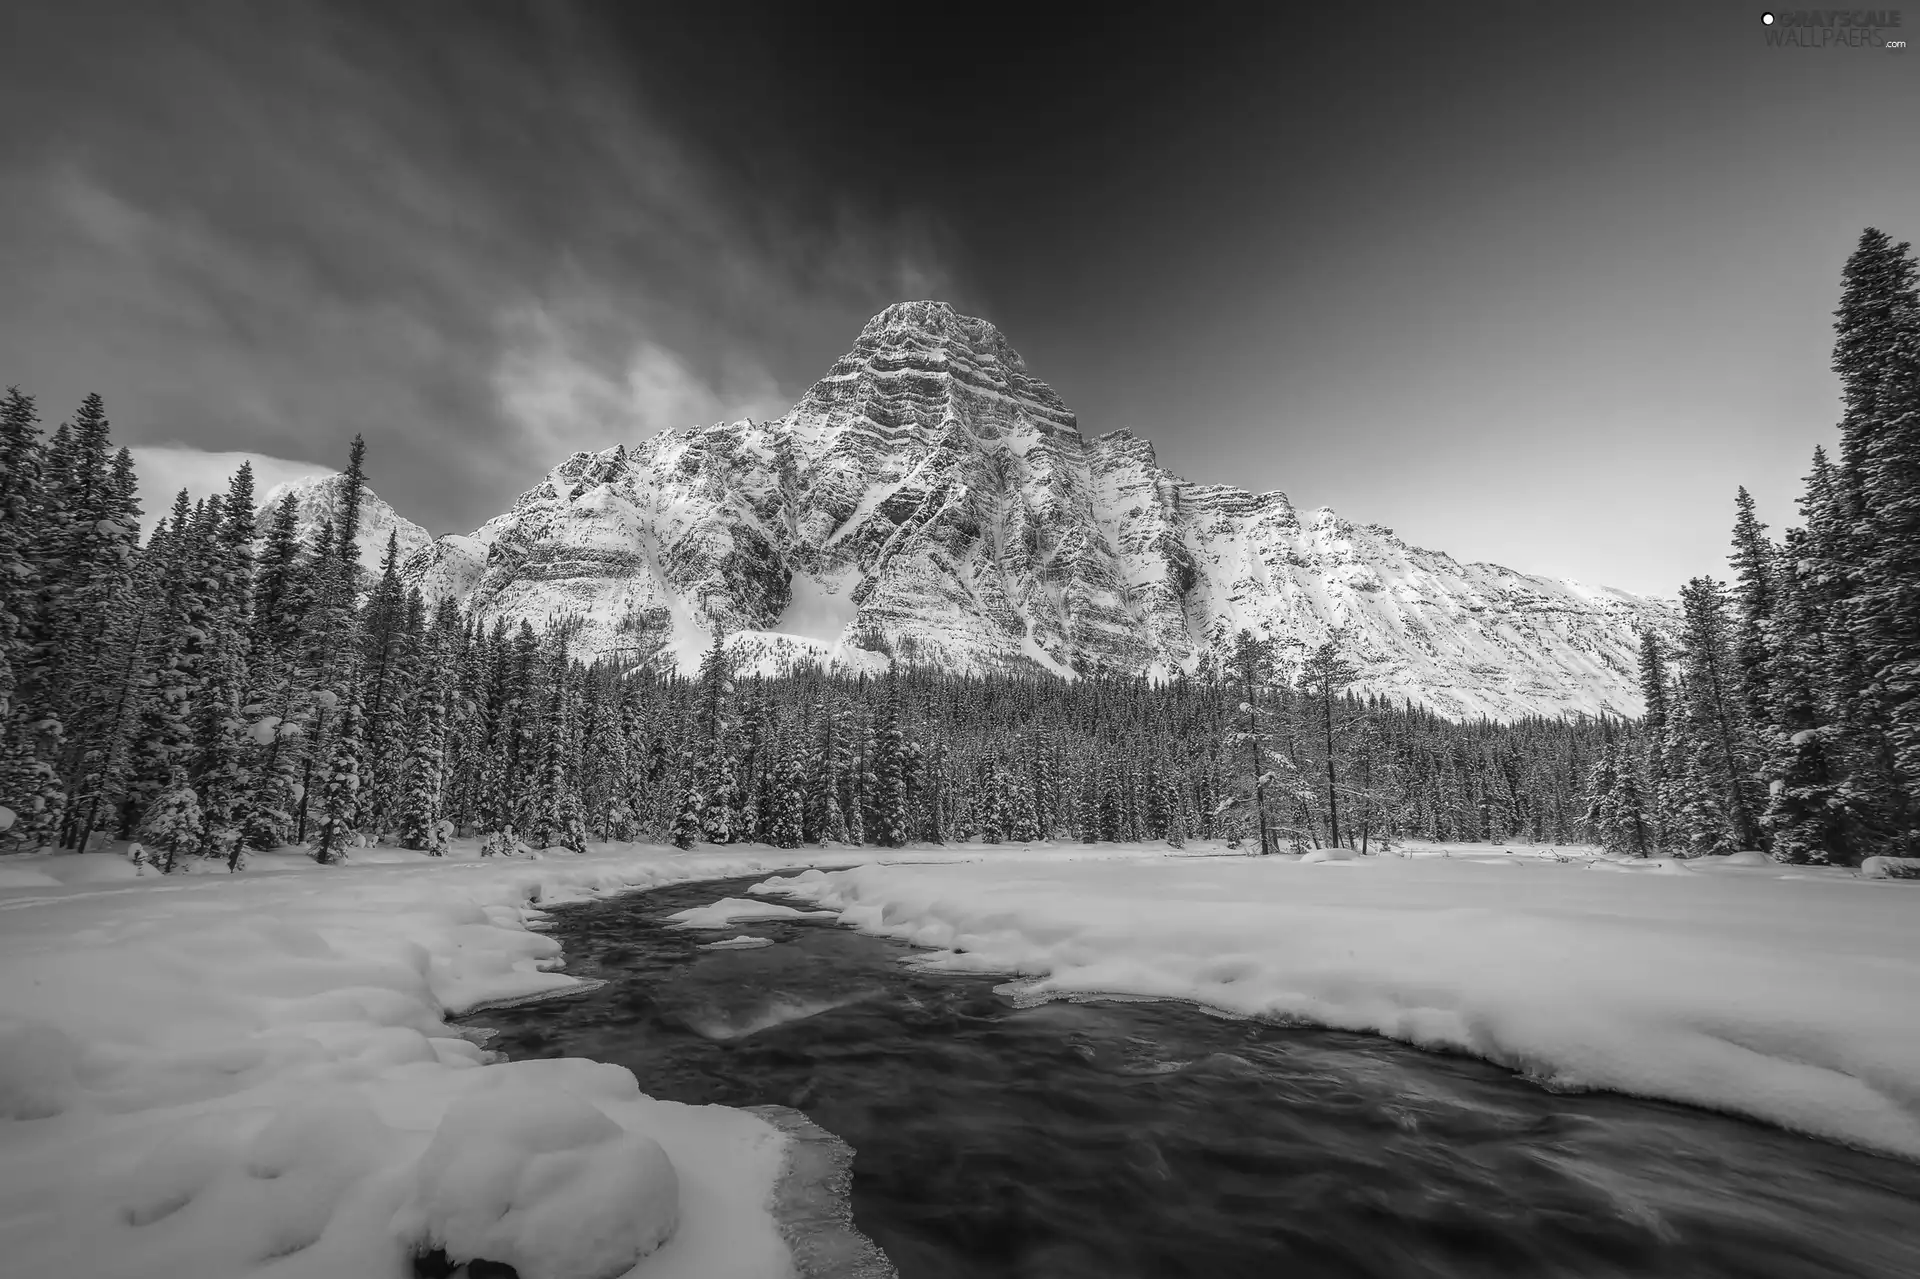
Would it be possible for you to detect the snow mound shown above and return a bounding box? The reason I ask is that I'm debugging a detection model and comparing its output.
[666,898,837,929]
[1715,850,1773,867]
[1298,847,1357,864]
[0,1017,83,1119]
[1861,856,1920,880]
[392,1079,679,1279]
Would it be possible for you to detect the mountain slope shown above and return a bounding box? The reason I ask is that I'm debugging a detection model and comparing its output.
[402,302,1671,720]
[256,474,433,570]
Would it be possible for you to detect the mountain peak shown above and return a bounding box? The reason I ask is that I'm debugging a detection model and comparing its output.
[790,300,1078,444]
[399,307,1674,719]
[256,474,432,569]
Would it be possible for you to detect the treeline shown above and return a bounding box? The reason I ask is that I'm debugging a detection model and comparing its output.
[0,394,1619,870]
[1583,227,1920,864]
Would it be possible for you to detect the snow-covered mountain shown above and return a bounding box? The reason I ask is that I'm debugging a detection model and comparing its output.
[256,474,433,570]
[401,301,1671,720]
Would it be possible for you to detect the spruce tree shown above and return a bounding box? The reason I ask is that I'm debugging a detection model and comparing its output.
[0,388,50,847]
[769,731,806,849]
[1759,529,1853,864]
[1299,632,1360,848]
[694,630,737,843]
[1728,487,1776,731]
[313,690,364,864]
[1223,629,1278,853]
[1636,631,1674,851]
[138,765,204,874]
[867,665,909,846]
[1676,577,1763,850]
[398,636,450,854]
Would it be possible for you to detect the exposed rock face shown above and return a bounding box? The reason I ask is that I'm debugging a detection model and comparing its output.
[256,473,434,570]
[403,301,1671,720]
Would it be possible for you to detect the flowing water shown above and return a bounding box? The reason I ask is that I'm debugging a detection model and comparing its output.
[462,875,1920,1279]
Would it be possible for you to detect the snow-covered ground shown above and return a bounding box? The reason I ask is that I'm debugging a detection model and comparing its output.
[0,840,871,1279]
[0,837,1218,1279]
[1,837,1914,1279]
[751,841,1920,1161]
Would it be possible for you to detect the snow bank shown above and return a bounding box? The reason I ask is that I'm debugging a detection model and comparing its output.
[0,841,907,1278]
[1861,856,1920,880]
[392,1067,679,1279]
[754,854,1920,1160]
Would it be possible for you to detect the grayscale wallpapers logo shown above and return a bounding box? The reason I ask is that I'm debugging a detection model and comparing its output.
[1761,9,1907,47]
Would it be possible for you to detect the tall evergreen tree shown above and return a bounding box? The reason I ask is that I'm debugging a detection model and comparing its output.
[1636,631,1674,850]
[1223,628,1280,853]
[313,690,364,865]
[1299,633,1360,848]
[1676,577,1763,850]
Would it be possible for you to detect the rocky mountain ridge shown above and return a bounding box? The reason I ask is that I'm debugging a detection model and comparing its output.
[376,301,1672,721]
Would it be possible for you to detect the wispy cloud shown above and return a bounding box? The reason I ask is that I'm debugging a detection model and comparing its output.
[490,304,790,461]
[0,0,952,535]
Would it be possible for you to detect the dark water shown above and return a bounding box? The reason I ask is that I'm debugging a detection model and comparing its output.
[463,875,1920,1279]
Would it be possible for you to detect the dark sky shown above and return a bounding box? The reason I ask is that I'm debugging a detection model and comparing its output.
[4,1,1917,594]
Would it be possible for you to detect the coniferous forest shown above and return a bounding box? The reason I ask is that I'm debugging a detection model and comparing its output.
[1582,227,1920,865]
[1,228,1913,871]
[0,413,1611,870]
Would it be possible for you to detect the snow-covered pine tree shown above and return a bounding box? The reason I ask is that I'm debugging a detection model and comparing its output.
[1728,487,1776,730]
[1097,753,1125,842]
[921,736,947,845]
[768,731,806,850]
[66,569,156,855]
[139,765,204,874]
[867,666,910,847]
[355,530,414,836]
[334,434,368,584]
[580,674,630,840]
[1007,755,1040,844]
[668,775,703,850]
[1841,235,1920,848]
[249,493,310,657]
[1636,631,1674,851]
[1299,631,1361,849]
[1758,526,1854,864]
[1222,628,1277,853]
[694,629,737,843]
[398,618,451,854]
[195,615,251,869]
[312,689,364,865]
[127,491,211,817]
[38,395,139,830]
[1676,576,1763,850]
